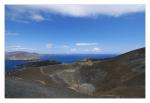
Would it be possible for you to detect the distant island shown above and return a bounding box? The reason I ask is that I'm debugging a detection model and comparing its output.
[5,48,145,98]
[5,51,40,60]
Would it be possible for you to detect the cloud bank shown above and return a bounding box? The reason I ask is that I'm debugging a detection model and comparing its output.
[36,5,144,17]
[6,5,144,22]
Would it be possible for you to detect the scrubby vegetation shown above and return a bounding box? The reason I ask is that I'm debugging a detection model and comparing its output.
[19,60,61,67]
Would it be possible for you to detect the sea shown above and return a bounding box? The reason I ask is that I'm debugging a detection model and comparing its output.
[5,54,116,72]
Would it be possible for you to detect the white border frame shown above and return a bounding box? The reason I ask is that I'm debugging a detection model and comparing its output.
[0,0,149,103]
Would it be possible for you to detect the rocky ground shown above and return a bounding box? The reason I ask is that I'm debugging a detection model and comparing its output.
[5,48,145,98]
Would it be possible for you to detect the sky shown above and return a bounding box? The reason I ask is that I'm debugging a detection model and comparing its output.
[5,5,145,54]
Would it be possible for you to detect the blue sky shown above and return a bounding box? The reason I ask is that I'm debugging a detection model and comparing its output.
[5,5,145,54]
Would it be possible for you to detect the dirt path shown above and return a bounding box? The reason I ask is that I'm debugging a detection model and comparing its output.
[39,67,47,76]
[39,67,62,84]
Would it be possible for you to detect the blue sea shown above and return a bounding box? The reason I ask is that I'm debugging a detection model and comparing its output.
[5,54,116,72]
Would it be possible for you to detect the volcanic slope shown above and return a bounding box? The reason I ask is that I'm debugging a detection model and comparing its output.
[5,48,145,98]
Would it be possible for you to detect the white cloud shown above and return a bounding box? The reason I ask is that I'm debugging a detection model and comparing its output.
[76,42,98,46]
[92,47,102,53]
[6,5,144,22]
[41,5,144,17]
[31,14,45,22]
[6,6,46,22]
[46,43,53,49]
[6,32,20,36]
